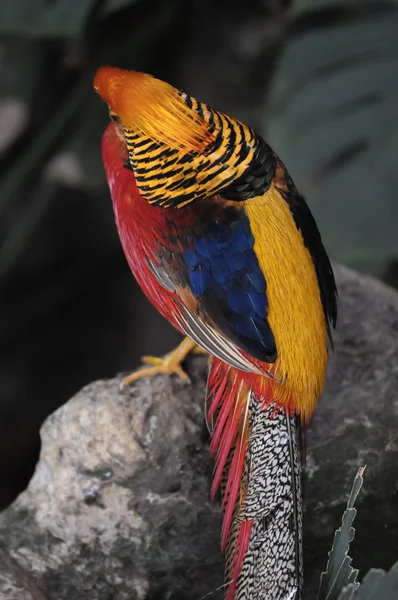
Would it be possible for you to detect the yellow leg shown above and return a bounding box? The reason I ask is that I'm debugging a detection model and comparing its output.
[191,345,207,355]
[121,337,205,388]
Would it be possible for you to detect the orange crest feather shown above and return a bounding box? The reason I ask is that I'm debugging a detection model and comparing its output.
[94,66,214,154]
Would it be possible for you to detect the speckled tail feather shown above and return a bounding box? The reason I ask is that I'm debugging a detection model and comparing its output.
[207,359,303,600]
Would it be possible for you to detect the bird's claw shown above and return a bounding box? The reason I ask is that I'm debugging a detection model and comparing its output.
[120,352,191,389]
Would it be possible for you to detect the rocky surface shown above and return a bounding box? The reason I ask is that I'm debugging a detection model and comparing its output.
[303,265,398,597]
[0,361,222,600]
[0,264,398,599]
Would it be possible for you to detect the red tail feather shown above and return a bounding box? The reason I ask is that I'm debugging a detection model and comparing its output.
[226,520,253,600]
[207,358,252,553]
[207,357,285,599]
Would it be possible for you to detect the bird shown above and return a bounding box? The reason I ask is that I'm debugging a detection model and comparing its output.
[94,66,337,600]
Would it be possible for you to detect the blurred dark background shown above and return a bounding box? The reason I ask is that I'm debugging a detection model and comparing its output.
[1,0,397,519]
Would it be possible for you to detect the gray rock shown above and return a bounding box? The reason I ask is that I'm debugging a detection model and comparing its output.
[303,265,398,598]
[0,264,397,600]
[0,364,222,600]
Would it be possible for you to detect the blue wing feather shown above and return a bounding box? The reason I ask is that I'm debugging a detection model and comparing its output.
[183,209,276,363]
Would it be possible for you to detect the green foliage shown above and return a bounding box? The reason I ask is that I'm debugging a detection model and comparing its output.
[318,468,362,600]
[268,0,398,273]
[102,0,140,16]
[291,0,397,15]
[0,0,177,280]
[0,0,96,38]
[345,563,398,599]
[318,468,398,600]
[0,0,139,38]
[2,0,398,278]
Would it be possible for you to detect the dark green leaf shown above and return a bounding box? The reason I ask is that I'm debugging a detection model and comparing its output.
[292,0,398,16]
[0,0,97,38]
[268,3,398,271]
[101,0,140,16]
[35,0,96,38]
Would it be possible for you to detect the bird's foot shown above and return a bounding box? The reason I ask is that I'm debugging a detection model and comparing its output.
[120,337,203,388]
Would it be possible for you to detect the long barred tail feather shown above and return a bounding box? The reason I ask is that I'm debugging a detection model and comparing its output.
[228,399,303,599]
[207,358,303,600]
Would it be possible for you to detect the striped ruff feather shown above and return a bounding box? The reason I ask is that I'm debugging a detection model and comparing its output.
[207,358,303,600]
[122,94,274,208]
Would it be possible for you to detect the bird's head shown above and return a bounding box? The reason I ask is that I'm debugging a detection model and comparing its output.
[94,67,257,207]
[94,67,215,155]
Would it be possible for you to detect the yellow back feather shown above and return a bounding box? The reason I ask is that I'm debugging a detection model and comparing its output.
[245,183,328,419]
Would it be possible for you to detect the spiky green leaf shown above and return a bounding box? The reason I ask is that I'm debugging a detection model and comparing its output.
[317,467,364,600]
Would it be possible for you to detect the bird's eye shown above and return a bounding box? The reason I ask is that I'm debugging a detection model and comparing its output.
[109,111,120,123]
